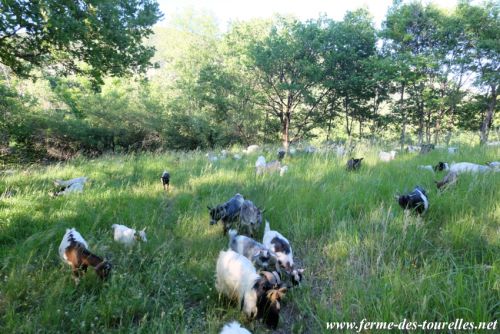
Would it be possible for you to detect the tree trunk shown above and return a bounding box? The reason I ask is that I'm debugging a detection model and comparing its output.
[345,96,351,137]
[399,83,406,149]
[282,111,290,151]
[480,85,497,145]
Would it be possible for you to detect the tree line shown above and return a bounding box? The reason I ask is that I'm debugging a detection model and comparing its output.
[0,0,498,162]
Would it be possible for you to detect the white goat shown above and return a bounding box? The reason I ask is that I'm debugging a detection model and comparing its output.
[263,221,294,273]
[449,162,493,174]
[379,150,397,161]
[220,321,252,334]
[111,224,147,246]
[215,250,261,319]
[53,177,88,196]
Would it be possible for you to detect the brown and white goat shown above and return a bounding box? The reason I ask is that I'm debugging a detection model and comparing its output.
[59,228,112,283]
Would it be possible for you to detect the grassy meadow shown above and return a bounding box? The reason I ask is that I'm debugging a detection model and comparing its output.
[0,145,499,333]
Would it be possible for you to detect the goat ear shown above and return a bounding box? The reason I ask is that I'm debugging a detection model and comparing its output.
[141,227,146,232]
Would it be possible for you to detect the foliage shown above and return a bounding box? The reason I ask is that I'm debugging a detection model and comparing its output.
[0,0,162,87]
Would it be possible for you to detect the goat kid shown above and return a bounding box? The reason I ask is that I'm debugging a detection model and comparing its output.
[396,186,429,214]
[111,224,147,246]
[229,229,276,271]
[59,228,112,283]
[379,151,396,162]
[347,158,363,171]
[208,193,244,234]
[263,221,294,273]
[215,250,285,329]
[161,171,170,191]
[239,200,263,237]
[220,321,252,334]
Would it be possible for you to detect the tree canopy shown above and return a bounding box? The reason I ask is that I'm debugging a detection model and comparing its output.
[0,0,162,86]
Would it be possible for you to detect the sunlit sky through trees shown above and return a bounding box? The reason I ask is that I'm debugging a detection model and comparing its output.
[157,0,462,29]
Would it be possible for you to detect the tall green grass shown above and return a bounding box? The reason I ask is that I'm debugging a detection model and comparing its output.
[0,146,499,333]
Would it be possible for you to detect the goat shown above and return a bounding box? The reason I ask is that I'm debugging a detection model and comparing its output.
[434,162,449,172]
[449,162,492,174]
[245,145,260,154]
[215,250,285,329]
[59,228,112,283]
[396,186,429,214]
[220,321,252,334]
[239,200,263,237]
[435,171,458,190]
[161,171,170,191]
[448,147,458,154]
[379,150,396,162]
[263,221,294,273]
[52,177,88,196]
[261,268,305,288]
[420,144,435,154]
[229,229,276,271]
[487,161,500,169]
[111,224,147,246]
[277,148,286,161]
[208,193,244,234]
[255,156,286,176]
[406,145,420,153]
[346,158,363,171]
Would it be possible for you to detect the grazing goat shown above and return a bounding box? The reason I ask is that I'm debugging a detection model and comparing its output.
[434,162,449,172]
[245,145,260,154]
[255,156,287,176]
[111,224,147,246]
[435,171,458,190]
[487,161,500,169]
[347,158,363,171]
[215,250,286,329]
[229,229,276,271]
[263,221,294,273]
[448,147,458,154]
[239,200,263,237]
[220,321,252,334]
[406,145,420,153]
[161,171,170,191]
[208,193,244,234]
[420,144,435,154]
[59,228,112,283]
[52,177,88,196]
[277,148,286,161]
[449,162,492,174]
[261,268,305,288]
[396,186,429,214]
[379,150,396,161]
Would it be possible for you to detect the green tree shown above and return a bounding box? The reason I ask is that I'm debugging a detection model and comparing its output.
[0,0,162,87]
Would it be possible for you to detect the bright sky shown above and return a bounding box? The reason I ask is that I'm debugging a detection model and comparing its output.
[156,0,460,29]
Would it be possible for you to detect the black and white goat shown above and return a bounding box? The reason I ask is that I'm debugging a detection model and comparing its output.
[346,158,363,171]
[208,193,244,234]
[215,250,286,329]
[396,186,429,214]
[239,200,263,237]
[434,162,449,172]
[229,229,276,271]
[263,221,294,273]
[59,228,112,283]
[161,171,170,191]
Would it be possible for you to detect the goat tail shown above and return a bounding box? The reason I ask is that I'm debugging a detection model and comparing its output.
[265,220,270,234]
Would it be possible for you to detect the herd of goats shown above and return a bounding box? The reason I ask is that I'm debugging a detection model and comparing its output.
[53,144,499,333]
